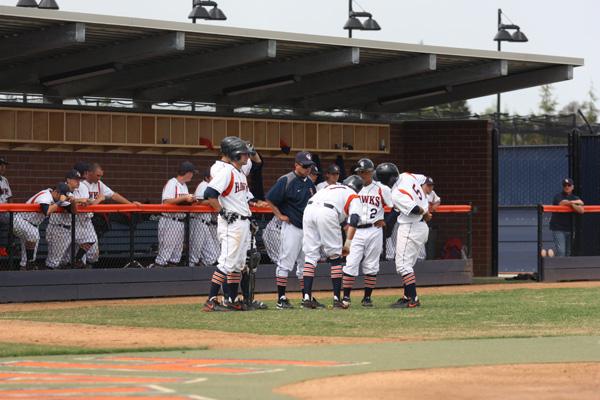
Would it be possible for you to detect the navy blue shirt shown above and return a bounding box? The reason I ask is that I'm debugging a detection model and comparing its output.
[549,191,581,231]
[266,172,316,229]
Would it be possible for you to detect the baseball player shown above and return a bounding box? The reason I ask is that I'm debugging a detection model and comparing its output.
[210,137,262,179]
[45,169,87,270]
[190,170,220,267]
[266,151,316,309]
[81,162,140,267]
[309,165,319,184]
[390,172,431,308]
[316,164,341,191]
[151,161,198,268]
[418,176,442,260]
[203,137,252,312]
[342,159,393,307]
[13,183,73,270]
[302,175,363,309]
[0,157,11,224]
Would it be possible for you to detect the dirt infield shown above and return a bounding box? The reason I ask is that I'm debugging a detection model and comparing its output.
[277,363,600,400]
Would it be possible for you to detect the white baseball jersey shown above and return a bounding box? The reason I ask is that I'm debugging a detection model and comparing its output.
[194,181,209,200]
[308,183,362,223]
[83,180,114,201]
[316,181,332,191]
[20,189,56,226]
[357,181,393,225]
[392,173,429,224]
[210,159,252,178]
[427,190,441,205]
[0,176,12,204]
[162,177,190,219]
[208,163,251,217]
[49,184,81,226]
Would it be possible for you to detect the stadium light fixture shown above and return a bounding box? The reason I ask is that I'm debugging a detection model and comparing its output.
[16,0,38,7]
[38,0,59,9]
[343,0,381,38]
[189,0,227,23]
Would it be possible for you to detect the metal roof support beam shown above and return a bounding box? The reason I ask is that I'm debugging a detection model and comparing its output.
[377,65,573,113]
[0,23,85,63]
[226,54,436,107]
[52,39,277,99]
[305,60,508,111]
[138,47,360,102]
[0,32,185,88]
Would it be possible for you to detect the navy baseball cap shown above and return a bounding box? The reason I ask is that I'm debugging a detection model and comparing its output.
[0,157,8,165]
[562,178,574,186]
[326,164,341,174]
[310,165,320,175]
[179,161,199,175]
[73,161,91,175]
[65,169,84,180]
[425,176,434,185]
[295,151,314,167]
[54,182,71,196]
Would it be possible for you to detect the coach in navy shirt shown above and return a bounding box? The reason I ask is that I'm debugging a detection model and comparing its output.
[549,178,585,256]
[266,151,316,309]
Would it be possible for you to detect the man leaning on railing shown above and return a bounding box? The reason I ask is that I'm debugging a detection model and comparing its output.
[549,178,585,257]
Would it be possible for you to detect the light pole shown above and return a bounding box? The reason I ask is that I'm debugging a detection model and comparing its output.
[343,0,381,38]
[494,8,528,119]
[189,0,227,23]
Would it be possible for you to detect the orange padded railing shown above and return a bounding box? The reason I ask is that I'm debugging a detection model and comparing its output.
[542,205,600,213]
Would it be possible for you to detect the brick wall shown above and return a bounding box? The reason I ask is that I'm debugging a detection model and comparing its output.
[391,120,493,276]
[2,119,492,275]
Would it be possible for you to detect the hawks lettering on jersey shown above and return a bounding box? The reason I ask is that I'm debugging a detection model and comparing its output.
[358,182,393,224]
[208,162,251,217]
[83,180,114,201]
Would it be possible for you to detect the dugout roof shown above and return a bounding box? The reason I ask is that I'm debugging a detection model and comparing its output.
[0,6,584,114]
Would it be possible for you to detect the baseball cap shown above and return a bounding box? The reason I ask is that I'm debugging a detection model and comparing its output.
[65,169,84,180]
[562,178,574,186]
[326,164,341,174]
[54,182,72,196]
[0,157,8,165]
[73,161,91,175]
[424,176,434,185]
[295,151,314,167]
[179,161,199,175]
[310,165,320,175]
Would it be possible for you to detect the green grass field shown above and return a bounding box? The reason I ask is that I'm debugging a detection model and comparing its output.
[2,287,599,342]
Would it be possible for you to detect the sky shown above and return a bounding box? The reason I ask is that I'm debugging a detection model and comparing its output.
[1,0,597,115]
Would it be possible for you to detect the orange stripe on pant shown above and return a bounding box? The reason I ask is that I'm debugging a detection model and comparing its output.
[342,276,355,289]
[304,263,316,277]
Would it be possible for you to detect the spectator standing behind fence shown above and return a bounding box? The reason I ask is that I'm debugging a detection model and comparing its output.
[150,161,198,268]
[549,178,585,257]
[13,183,73,271]
[82,162,141,267]
[316,164,341,191]
[0,157,11,229]
[190,170,219,267]
[418,176,441,260]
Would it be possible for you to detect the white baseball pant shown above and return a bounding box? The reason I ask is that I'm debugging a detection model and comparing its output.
[75,217,98,263]
[343,226,383,276]
[216,215,250,274]
[302,205,342,266]
[276,222,305,279]
[155,216,185,266]
[45,223,72,269]
[395,221,429,276]
[190,215,219,266]
[13,216,39,267]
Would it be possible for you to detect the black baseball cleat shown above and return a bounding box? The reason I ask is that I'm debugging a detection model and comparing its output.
[223,298,245,311]
[245,299,268,311]
[301,298,318,309]
[390,296,421,309]
[333,298,350,309]
[311,297,326,309]
[276,297,294,309]
[202,298,230,312]
[361,297,374,307]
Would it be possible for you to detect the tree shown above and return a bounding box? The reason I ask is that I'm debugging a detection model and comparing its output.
[582,82,598,123]
[538,84,558,114]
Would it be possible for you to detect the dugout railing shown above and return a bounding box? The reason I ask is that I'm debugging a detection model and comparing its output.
[536,205,600,282]
[0,203,473,302]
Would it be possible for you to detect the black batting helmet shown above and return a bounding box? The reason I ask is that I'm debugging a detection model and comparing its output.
[343,175,364,193]
[220,136,249,161]
[374,163,400,188]
[354,158,375,173]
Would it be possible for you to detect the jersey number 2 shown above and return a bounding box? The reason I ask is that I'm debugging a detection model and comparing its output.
[369,208,377,219]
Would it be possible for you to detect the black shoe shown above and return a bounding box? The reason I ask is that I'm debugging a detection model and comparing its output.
[202,298,229,312]
[361,297,374,307]
[333,298,350,309]
[251,299,268,310]
[311,297,326,309]
[276,297,294,309]
[390,296,421,309]
[223,298,245,311]
[301,298,317,309]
